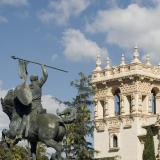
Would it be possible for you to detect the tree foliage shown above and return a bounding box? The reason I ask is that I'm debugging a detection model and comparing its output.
[36,143,48,160]
[0,141,48,160]
[64,72,94,160]
[143,126,156,160]
[0,141,29,160]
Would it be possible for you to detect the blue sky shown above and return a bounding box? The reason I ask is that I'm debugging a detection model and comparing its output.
[0,0,160,102]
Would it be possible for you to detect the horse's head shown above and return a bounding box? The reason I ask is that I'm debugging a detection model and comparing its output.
[57,107,77,124]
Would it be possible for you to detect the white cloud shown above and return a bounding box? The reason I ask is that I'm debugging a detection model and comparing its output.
[0,16,8,23]
[42,95,66,114]
[0,0,28,6]
[86,4,160,63]
[38,0,90,25]
[62,28,108,61]
[0,88,9,132]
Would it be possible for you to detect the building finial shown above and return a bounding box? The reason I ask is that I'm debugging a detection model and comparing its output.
[132,45,141,63]
[105,56,111,69]
[146,54,151,66]
[120,53,126,66]
[94,54,102,71]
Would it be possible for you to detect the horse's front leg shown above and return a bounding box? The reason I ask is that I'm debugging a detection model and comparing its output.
[43,139,63,160]
[30,141,37,160]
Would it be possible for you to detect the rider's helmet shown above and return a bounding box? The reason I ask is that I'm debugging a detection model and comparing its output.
[30,75,38,82]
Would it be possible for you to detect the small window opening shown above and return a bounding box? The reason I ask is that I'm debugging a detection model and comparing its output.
[114,89,120,116]
[151,90,156,114]
[113,135,118,148]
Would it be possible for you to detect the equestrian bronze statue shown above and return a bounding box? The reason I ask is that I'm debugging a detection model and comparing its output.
[1,57,75,160]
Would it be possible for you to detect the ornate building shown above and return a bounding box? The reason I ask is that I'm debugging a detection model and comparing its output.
[92,46,160,160]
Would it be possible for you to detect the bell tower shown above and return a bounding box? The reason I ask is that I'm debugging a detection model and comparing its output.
[92,47,160,160]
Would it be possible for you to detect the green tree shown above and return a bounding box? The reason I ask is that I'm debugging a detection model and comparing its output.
[0,141,29,160]
[64,72,95,160]
[0,141,48,160]
[143,126,156,160]
[36,143,48,160]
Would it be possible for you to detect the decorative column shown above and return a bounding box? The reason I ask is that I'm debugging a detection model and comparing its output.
[120,94,125,115]
[131,93,136,114]
[104,98,109,118]
[131,92,142,114]
[138,93,143,113]
[94,99,98,120]
[148,94,152,114]
[156,93,160,114]
[108,96,115,117]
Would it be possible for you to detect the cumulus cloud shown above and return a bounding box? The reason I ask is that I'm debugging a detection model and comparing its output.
[0,16,8,23]
[86,4,160,63]
[0,0,28,6]
[42,95,66,114]
[0,87,9,132]
[62,28,108,61]
[38,0,90,25]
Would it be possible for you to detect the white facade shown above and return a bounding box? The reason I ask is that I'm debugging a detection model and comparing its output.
[92,47,160,160]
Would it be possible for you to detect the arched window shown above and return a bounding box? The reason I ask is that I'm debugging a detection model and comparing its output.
[151,89,156,114]
[113,135,118,148]
[114,89,120,116]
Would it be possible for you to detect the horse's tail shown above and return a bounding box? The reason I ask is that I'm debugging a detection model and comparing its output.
[1,89,15,120]
[57,108,76,124]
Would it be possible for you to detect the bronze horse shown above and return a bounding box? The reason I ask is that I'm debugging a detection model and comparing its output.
[1,89,76,160]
